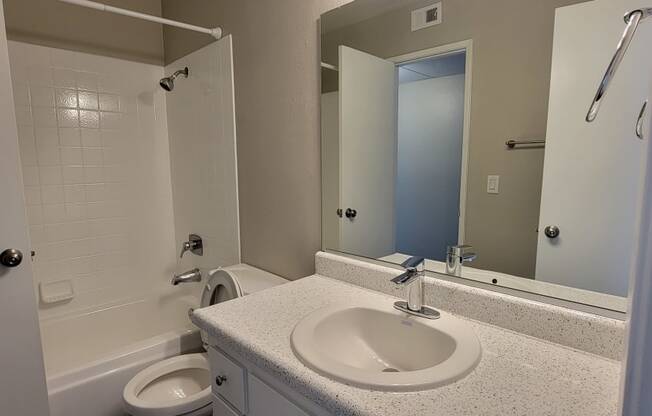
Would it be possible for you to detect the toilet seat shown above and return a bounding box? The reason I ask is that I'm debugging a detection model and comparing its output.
[200,268,244,309]
[123,353,212,416]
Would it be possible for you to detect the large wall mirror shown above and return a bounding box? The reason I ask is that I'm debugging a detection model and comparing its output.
[320,0,651,312]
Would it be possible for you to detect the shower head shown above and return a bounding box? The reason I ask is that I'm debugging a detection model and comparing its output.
[160,67,189,91]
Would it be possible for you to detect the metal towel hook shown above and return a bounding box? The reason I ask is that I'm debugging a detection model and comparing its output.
[636,100,648,139]
[586,8,652,123]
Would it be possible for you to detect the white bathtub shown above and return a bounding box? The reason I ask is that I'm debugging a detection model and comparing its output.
[41,291,203,416]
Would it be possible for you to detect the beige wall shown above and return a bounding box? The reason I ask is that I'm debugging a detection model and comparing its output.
[3,0,164,65]
[162,0,352,280]
[321,0,587,277]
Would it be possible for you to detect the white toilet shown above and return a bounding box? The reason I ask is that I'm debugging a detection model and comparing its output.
[122,264,286,416]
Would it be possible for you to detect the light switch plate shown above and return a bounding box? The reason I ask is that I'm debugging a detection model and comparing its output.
[411,2,442,32]
[487,175,500,194]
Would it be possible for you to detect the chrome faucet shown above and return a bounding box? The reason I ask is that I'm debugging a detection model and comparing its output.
[391,256,440,319]
[446,245,477,277]
[171,268,201,285]
[179,234,203,258]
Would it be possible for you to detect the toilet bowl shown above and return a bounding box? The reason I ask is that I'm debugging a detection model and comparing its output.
[123,353,212,416]
[123,264,286,416]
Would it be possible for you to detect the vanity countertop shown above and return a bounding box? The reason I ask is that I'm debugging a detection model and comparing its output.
[192,275,620,416]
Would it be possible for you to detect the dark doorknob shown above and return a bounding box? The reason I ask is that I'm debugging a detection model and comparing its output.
[1,248,23,268]
[544,225,560,239]
[345,208,357,219]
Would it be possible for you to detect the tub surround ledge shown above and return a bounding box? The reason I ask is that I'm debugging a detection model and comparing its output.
[192,272,620,415]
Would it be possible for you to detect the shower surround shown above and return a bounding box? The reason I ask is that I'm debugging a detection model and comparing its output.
[8,38,239,416]
[9,40,178,321]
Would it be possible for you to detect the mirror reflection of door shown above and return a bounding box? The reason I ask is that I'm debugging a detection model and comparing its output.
[535,0,651,297]
[338,45,397,258]
[327,45,467,260]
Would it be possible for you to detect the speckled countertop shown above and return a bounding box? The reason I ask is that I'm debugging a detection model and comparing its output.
[192,276,620,416]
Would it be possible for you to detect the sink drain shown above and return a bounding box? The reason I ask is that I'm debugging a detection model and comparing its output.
[382,367,399,373]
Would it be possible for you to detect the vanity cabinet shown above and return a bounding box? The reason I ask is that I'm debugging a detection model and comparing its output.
[208,346,312,416]
[213,394,239,416]
[208,347,247,413]
[247,374,309,416]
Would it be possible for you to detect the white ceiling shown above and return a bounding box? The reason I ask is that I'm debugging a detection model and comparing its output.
[398,52,466,84]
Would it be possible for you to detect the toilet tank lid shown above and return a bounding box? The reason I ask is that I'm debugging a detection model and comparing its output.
[221,263,287,295]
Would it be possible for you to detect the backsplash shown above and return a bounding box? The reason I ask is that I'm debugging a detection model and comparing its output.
[9,41,177,319]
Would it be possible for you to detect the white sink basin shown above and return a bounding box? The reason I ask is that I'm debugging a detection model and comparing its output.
[291,301,481,391]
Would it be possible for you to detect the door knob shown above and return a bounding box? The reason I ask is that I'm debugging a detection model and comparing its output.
[544,225,560,239]
[345,208,357,219]
[1,249,23,267]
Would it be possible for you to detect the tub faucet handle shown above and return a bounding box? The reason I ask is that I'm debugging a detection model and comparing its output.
[179,234,203,258]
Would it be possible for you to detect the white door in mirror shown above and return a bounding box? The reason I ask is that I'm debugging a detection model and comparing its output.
[339,46,397,258]
[536,0,651,297]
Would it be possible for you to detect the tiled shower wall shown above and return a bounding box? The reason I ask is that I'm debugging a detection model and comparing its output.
[9,41,178,319]
[166,38,241,275]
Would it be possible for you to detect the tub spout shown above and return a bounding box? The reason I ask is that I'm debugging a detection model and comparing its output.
[171,268,201,285]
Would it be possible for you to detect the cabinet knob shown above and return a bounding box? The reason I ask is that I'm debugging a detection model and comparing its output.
[215,375,227,386]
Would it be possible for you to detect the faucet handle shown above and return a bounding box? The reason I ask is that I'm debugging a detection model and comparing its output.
[400,256,425,269]
[391,269,419,285]
[447,245,476,262]
[392,256,424,286]
[179,234,203,258]
[462,252,477,262]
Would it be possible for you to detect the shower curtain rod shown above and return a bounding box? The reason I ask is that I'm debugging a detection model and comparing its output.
[58,0,222,39]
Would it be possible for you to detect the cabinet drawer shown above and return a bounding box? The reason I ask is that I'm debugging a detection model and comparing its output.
[212,394,239,416]
[208,347,246,413]
[248,374,309,416]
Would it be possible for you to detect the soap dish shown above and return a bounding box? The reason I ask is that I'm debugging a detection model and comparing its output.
[40,280,75,304]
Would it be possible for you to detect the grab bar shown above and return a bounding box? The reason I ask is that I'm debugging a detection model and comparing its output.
[505,139,545,149]
[586,8,652,122]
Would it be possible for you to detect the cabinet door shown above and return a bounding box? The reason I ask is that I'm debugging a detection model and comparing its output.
[208,347,246,413]
[248,375,309,416]
[213,394,239,416]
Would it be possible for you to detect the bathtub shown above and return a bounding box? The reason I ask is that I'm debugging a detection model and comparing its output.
[41,291,204,416]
